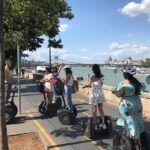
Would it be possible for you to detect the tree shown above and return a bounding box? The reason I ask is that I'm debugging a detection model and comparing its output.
[3,0,73,62]
[0,0,9,149]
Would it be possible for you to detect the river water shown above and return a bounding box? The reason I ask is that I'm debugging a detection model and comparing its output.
[60,67,150,92]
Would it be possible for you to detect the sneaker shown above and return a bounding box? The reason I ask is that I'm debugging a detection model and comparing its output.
[100,123,107,129]
[95,125,98,131]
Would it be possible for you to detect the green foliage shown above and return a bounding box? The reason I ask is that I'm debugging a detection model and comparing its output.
[3,0,73,60]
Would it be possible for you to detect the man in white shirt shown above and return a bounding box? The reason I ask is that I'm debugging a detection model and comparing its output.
[5,58,14,102]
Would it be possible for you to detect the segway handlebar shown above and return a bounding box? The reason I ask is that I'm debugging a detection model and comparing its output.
[82,85,91,88]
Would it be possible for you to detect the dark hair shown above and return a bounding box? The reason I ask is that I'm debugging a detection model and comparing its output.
[123,73,142,95]
[46,67,52,73]
[65,68,72,75]
[52,66,58,73]
[5,58,12,62]
[92,64,103,78]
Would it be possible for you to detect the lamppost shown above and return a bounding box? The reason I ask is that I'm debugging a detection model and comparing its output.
[12,31,22,114]
[49,46,51,67]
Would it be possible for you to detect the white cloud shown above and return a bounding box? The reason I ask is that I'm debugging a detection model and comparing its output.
[109,43,130,49]
[108,42,150,60]
[23,42,150,64]
[59,24,69,32]
[120,0,150,21]
[24,48,49,62]
[24,48,68,62]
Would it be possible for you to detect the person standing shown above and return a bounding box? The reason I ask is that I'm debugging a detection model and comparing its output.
[5,58,14,102]
[62,65,74,111]
[37,67,54,107]
[84,64,106,129]
[21,68,25,78]
[113,65,145,145]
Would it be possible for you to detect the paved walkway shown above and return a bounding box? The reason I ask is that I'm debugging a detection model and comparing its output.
[7,78,150,150]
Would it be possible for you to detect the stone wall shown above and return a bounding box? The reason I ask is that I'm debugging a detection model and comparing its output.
[78,81,150,115]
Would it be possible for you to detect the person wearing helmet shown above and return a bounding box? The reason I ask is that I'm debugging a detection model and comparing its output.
[113,65,145,144]
[62,65,74,111]
[51,63,63,78]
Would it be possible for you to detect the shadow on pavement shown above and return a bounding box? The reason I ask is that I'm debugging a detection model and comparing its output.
[8,115,50,125]
[20,79,35,84]
[21,85,39,93]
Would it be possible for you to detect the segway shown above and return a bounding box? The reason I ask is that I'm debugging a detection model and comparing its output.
[82,116,112,139]
[57,84,77,125]
[38,92,62,117]
[113,124,150,150]
[38,78,63,117]
[5,85,18,124]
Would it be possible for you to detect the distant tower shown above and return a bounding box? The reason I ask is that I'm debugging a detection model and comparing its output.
[125,57,133,65]
[107,56,113,64]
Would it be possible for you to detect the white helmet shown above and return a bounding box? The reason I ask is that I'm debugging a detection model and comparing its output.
[121,65,136,75]
[64,65,72,69]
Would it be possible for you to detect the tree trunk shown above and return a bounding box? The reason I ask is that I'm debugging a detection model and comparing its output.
[0,0,9,149]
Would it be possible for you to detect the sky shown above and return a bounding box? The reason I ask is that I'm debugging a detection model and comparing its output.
[24,0,150,64]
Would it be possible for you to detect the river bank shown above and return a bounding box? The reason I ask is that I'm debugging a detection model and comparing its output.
[78,80,150,119]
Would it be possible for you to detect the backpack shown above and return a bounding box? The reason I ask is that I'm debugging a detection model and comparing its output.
[51,78,64,95]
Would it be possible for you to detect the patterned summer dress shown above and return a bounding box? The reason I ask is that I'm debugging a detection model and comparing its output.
[116,81,145,139]
[89,80,105,105]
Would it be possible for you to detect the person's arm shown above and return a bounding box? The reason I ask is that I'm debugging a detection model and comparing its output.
[115,87,125,97]
[83,77,92,88]
[57,63,63,74]
[5,69,13,83]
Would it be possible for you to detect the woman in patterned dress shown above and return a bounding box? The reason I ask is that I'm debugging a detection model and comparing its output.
[114,65,145,143]
[86,64,106,129]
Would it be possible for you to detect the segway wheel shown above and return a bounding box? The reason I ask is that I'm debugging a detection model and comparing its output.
[55,97,62,109]
[113,132,132,150]
[99,116,113,134]
[58,109,75,125]
[12,104,18,117]
[46,103,57,117]
[140,131,150,150]
[5,111,13,124]
[85,118,95,139]
[39,101,46,114]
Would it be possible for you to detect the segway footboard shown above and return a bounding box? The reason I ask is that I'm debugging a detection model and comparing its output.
[84,117,95,139]
[39,101,47,115]
[98,115,113,134]
[46,103,58,117]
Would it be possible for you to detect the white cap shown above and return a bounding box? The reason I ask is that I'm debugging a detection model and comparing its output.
[64,65,72,69]
[121,65,136,75]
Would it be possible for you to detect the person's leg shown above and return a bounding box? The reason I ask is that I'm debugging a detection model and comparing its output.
[65,85,73,111]
[92,105,97,124]
[5,83,12,103]
[98,103,105,124]
[44,91,50,106]
[48,91,53,104]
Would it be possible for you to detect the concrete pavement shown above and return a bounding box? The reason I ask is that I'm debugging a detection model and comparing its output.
[7,78,150,150]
